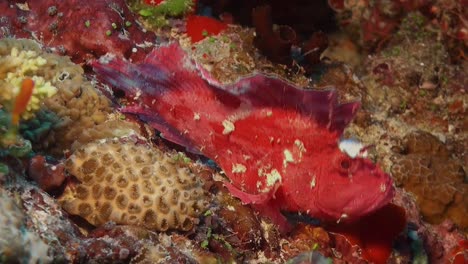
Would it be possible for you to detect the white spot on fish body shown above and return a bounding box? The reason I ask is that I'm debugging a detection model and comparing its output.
[227,150,232,155]
[266,110,273,117]
[269,137,274,143]
[193,113,200,120]
[310,175,316,189]
[294,139,307,153]
[232,163,247,173]
[265,169,281,187]
[339,138,368,158]
[222,120,235,135]
[257,164,272,177]
[151,99,156,105]
[380,183,386,192]
[336,213,348,224]
[283,149,294,167]
[133,90,141,100]
[243,155,251,161]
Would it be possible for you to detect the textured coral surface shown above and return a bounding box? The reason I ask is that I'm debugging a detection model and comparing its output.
[60,137,207,231]
[0,188,51,263]
[0,0,155,63]
[391,131,467,230]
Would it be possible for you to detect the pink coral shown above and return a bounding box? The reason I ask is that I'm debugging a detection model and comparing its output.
[0,0,155,63]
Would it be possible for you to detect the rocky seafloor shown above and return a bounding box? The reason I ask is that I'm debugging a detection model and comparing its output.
[0,0,466,263]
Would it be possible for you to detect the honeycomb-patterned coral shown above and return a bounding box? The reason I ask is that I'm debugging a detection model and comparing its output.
[59,138,207,231]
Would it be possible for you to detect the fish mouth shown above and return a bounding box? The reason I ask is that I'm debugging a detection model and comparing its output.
[317,174,395,222]
[346,173,396,218]
[357,180,395,217]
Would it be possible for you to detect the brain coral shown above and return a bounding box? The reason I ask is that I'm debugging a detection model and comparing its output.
[59,138,207,231]
[391,131,467,230]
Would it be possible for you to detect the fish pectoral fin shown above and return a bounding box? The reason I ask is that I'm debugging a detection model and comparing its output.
[147,120,201,154]
[224,181,291,233]
[252,201,292,234]
[223,181,276,205]
[122,107,201,154]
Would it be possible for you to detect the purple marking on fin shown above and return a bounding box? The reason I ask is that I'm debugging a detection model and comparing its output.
[196,60,357,131]
[330,101,361,133]
[122,106,200,153]
[91,58,141,97]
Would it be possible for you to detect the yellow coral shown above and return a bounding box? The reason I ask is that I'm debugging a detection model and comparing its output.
[0,38,130,154]
[0,40,58,121]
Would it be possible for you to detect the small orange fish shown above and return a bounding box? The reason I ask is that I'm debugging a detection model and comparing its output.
[12,78,35,126]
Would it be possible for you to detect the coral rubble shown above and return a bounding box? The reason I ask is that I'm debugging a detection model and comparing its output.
[0,188,51,263]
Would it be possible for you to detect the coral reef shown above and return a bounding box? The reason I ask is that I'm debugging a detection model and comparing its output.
[0,108,33,158]
[252,5,297,65]
[59,137,207,231]
[0,188,51,263]
[0,38,57,122]
[198,0,336,36]
[0,38,133,154]
[393,189,468,263]
[391,130,467,230]
[186,15,228,43]
[0,0,466,263]
[28,155,66,193]
[129,0,195,29]
[251,5,329,68]
[185,25,309,86]
[333,6,466,232]
[329,0,467,62]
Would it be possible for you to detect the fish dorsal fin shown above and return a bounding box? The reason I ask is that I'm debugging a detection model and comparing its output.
[142,43,360,133]
[195,59,360,134]
[93,43,360,145]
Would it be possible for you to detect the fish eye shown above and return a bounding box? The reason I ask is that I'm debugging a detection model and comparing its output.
[335,155,357,175]
[340,158,351,169]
